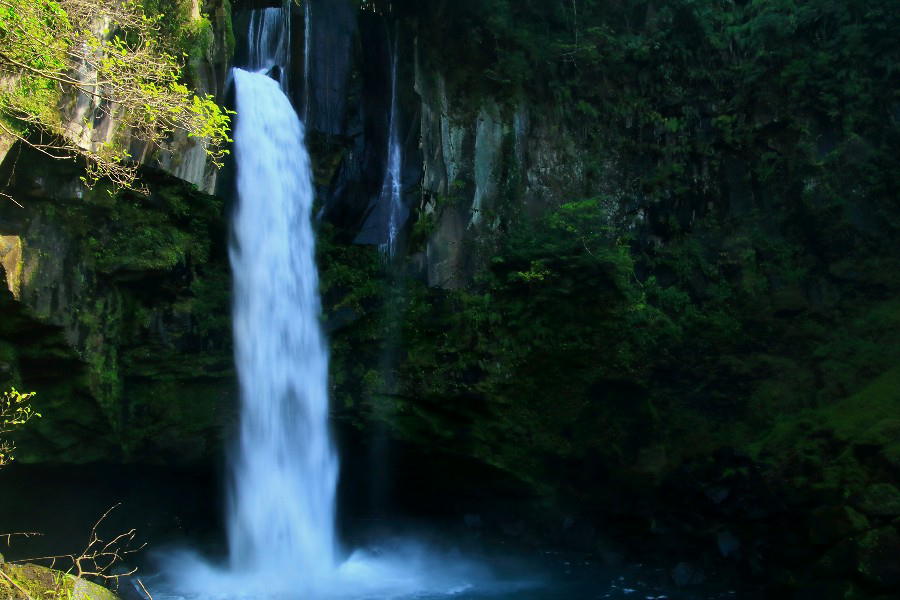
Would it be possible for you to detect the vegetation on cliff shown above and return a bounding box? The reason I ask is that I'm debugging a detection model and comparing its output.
[317,0,900,594]
[0,0,231,191]
[0,387,37,466]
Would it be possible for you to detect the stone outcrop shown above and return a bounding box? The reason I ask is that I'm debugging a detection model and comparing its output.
[0,562,120,600]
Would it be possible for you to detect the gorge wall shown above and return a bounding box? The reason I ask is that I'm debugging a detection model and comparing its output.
[1,0,899,597]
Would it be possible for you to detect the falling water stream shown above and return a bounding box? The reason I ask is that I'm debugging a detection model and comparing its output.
[226,65,337,583]
[380,33,405,257]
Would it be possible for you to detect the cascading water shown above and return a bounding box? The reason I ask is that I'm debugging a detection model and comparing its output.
[232,2,340,587]
[246,5,290,88]
[303,0,312,122]
[226,65,338,584]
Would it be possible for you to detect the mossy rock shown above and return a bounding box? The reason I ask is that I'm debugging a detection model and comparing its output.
[0,562,120,600]
[853,483,900,518]
[750,365,900,491]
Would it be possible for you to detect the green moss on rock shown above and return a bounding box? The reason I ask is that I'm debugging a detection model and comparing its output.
[0,562,120,600]
[0,149,233,465]
[854,484,900,519]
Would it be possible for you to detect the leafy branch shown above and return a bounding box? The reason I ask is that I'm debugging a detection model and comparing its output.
[0,0,232,193]
[0,388,39,467]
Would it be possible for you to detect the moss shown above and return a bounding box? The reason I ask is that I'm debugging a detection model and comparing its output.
[220,0,236,59]
[0,562,119,600]
[822,366,900,449]
[119,377,230,462]
[746,362,900,512]
[854,484,900,518]
[0,147,232,464]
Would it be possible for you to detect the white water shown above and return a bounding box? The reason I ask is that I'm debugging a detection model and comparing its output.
[355,33,409,253]
[226,66,339,587]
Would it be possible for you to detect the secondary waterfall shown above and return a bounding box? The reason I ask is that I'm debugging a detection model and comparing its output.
[246,5,290,87]
[355,33,408,253]
[380,35,404,257]
[303,0,312,121]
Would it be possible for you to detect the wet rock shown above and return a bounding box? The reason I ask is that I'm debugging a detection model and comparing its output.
[0,235,22,299]
[305,0,357,136]
[717,530,741,558]
[811,538,858,577]
[671,562,706,586]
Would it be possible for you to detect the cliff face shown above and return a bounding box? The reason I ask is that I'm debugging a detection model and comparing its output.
[0,152,233,464]
[309,2,900,595]
[0,0,237,464]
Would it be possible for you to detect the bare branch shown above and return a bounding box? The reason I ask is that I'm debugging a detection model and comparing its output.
[0,532,43,547]
[14,504,145,584]
[137,578,155,599]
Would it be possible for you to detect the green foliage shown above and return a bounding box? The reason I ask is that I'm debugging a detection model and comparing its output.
[0,388,39,466]
[410,0,900,219]
[324,198,669,490]
[0,0,232,191]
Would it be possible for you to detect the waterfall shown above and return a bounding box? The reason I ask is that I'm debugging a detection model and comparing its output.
[246,5,291,89]
[229,3,338,590]
[380,34,404,257]
[227,65,338,587]
[355,32,409,253]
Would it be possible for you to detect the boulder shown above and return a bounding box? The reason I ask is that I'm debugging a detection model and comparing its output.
[0,562,120,600]
[671,561,706,587]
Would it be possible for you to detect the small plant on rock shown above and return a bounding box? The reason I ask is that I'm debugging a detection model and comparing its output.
[0,388,39,467]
